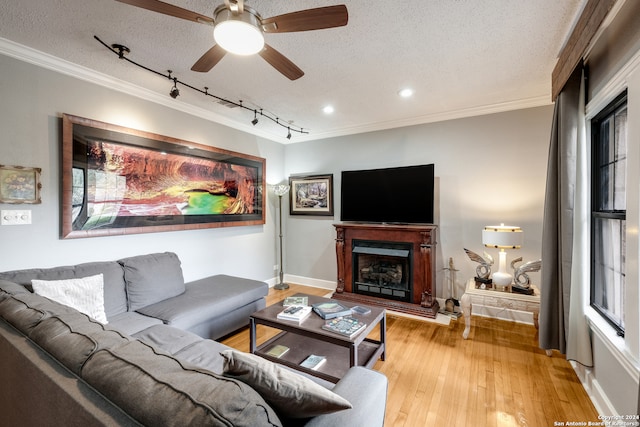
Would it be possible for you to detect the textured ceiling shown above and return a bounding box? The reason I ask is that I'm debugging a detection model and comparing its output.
[0,0,585,143]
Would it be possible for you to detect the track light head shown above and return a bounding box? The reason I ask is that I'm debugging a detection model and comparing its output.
[286,127,292,139]
[251,110,259,125]
[169,76,180,99]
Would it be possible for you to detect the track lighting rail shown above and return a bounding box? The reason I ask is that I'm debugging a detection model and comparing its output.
[94,35,308,137]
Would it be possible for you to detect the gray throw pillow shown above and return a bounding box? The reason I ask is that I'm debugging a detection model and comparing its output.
[220,350,352,418]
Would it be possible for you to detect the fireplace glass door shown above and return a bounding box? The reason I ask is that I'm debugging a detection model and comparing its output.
[352,240,412,302]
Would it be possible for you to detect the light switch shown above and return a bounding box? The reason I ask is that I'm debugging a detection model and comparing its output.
[1,210,32,225]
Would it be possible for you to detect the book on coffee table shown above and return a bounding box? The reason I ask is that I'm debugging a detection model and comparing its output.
[277,305,312,322]
[322,316,367,338]
[300,354,326,370]
[265,344,290,358]
[311,301,352,319]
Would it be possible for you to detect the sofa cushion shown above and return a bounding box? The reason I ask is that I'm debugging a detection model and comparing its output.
[132,324,202,354]
[32,274,108,324]
[119,252,185,311]
[0,261,128,318]
[136,275,267,329]
[107,311,164,336]
[0,294,48,334]
[29,313,131,375]
[0,292,80,335]
[82,340,283,427]
[0,280,30,296]
[74,261,128,317]
[221,350,352,419]
[134,324,230,374]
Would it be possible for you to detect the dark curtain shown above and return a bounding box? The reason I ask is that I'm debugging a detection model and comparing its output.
[539,66,582,354]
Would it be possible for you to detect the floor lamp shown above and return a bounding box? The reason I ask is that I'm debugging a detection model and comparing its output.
[273,184,290,290]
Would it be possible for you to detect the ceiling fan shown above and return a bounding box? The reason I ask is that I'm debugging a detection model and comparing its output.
[115,0,348,80]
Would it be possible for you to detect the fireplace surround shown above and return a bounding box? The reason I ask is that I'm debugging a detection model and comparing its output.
[333,223,439,318]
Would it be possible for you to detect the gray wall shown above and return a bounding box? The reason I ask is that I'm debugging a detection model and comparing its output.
[283,106,553,299]
[0,53,285,283]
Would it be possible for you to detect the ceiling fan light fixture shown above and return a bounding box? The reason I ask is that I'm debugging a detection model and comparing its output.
[213,6,264,56]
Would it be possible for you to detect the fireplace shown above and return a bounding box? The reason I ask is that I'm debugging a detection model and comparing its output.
[352,240,412,302]
[333,223,439,318]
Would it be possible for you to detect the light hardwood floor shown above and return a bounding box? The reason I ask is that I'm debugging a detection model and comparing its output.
[221,284,599,427]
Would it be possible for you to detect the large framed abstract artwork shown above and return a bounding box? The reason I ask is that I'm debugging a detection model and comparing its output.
[61,114,265,239]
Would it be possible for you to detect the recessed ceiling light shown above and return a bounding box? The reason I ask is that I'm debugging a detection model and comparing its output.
[323,105,335,114]
[399,88,414,98]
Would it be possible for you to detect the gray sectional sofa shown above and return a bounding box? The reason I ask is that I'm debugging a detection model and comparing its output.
[0,252,388,426]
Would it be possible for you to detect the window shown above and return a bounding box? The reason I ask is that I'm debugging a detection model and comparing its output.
[591,91,627,336]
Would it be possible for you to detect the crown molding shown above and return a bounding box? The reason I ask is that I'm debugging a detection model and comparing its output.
[290,95,553,143]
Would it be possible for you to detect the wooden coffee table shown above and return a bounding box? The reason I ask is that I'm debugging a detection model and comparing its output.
[249,293,386,383]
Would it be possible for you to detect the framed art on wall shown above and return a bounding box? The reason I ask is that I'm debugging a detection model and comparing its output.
[0,165,42,204]
[61,114,265,239]
[288,174,333,216]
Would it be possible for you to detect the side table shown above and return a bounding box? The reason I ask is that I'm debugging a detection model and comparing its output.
[460,278,540,340]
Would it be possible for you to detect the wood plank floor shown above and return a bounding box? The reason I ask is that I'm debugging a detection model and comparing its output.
[221,284,599,427]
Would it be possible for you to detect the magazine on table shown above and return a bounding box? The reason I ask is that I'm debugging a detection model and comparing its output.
[321,316,367,338]
[300,354,326,370]
[277,305,312,322]
[311,300,352,319]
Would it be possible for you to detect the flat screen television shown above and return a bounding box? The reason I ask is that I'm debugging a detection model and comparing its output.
[340,164,434,224]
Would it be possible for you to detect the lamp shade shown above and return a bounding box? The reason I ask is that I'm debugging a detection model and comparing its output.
[272,184,290,196]
[482,224,523,249]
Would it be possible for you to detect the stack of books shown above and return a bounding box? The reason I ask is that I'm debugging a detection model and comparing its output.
[277,305,312,322]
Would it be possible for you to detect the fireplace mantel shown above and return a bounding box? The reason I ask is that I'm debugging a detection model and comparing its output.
[333,223,439,318]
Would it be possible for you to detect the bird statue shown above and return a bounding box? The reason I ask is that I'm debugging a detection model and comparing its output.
[463,248,494,279]
[510,257,542,288]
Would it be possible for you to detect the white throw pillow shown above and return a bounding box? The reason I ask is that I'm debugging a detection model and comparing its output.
[31,274,108,324]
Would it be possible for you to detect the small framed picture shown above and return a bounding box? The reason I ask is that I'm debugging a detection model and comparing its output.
[289,174,333,216]
[0,165,42,204]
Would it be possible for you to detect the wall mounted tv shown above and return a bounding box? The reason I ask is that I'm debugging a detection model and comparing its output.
[340,164,435,224]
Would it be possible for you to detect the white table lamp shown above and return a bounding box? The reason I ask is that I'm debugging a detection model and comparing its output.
[482,224,523,290]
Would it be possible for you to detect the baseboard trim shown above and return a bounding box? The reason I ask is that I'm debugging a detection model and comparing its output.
[570,361,617,415]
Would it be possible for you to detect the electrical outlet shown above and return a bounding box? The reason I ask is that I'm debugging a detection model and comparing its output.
[273,264,279,271]
[1,210,32,225]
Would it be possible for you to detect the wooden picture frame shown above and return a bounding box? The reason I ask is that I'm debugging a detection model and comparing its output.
[0,165,42,204]
[61,114,265,239]
[289,174,333,216]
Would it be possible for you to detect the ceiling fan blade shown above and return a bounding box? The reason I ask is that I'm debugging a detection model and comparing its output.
[261,5,348,33]
[191,45,227,72]
[259,44,304,80]
[115,0,214,25]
